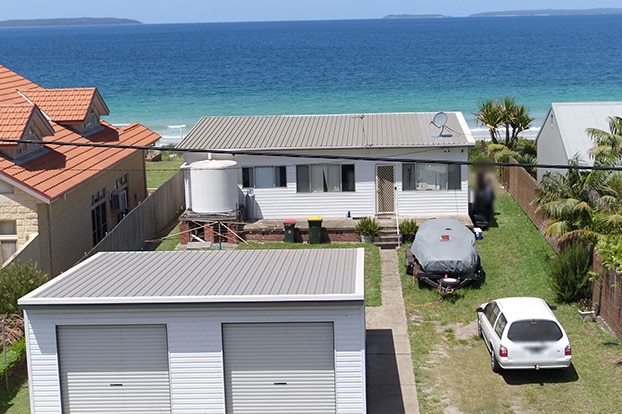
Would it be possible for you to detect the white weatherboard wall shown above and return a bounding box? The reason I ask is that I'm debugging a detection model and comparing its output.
[185,148,469,219]
[24,304,366,414]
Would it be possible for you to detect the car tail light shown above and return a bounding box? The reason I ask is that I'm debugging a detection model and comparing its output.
[565,344,572,356]
[499,345,508,358]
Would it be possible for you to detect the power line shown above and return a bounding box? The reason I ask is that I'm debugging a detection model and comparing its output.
[0,137,620,172]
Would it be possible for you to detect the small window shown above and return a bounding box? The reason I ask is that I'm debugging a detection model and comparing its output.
[0,220,17,264]
[296,164,355,193]
[494,314,507,338]
[242,167,286,188]
[402,163,461,191]
[507,320,563,342]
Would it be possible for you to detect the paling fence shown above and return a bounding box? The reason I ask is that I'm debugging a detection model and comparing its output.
[500,158,622,340]
[85,170,185,259]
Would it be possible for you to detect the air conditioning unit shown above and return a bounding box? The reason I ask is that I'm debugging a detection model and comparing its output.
[110,189,128,212]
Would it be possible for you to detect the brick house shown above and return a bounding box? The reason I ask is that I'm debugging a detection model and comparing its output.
[0,65,160,276]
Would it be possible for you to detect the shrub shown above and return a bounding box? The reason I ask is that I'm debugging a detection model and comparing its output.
[355,217,380,237]
[549,242,593,303]
[399,219,419,243]
[0,338,26,379]
[0,262,48,315]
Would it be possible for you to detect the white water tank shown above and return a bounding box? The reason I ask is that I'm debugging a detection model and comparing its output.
[185,159,239,214]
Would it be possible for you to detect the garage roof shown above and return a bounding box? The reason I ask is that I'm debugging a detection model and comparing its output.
[19,249,365,306]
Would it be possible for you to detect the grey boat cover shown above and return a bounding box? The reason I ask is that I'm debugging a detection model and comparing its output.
[410,218,478,275]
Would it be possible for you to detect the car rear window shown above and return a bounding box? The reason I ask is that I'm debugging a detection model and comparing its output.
[507,320,563,342]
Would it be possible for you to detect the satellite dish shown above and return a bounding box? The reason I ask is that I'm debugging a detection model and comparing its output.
[431,112,452,137]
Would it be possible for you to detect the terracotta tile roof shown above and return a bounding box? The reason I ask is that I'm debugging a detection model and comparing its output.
[0,121,160,200]
[0,65,42,104]
[0,65,160,201]
[0,105,36,142]
[21,88,109,123]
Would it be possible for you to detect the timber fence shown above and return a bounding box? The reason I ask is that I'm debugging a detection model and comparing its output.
[85,170,185,258]
[500,157,622,340]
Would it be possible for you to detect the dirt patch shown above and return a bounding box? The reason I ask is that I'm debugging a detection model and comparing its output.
[431,320,478,341]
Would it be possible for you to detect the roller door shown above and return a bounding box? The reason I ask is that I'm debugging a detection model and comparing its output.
[57,325,171,413]
[223,322,335,413]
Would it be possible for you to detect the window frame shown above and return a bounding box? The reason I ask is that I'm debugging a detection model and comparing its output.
[242,166,287,189]
[0,220,17,264]
[296,163,355,193]
[402,162,461,191]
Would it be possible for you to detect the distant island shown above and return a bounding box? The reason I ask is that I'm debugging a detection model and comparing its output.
[383,14,448,19]
[0,17,142,28]
[470,8,622,17]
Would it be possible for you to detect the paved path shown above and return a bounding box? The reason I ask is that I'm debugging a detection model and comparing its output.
[366,249,419,413]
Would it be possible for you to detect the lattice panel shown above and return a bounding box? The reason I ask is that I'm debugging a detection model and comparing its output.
[376,165,395,213]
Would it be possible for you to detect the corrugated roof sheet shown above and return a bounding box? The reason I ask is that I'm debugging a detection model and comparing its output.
[0,65,160,200]
[179,112,474,151]
[19,249,365,306]
[544,102,622,166]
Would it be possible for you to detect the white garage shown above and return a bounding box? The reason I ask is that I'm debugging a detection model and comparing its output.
[19,249,366,414]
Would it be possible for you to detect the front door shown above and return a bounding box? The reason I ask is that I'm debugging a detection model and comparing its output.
[376,164,395,214]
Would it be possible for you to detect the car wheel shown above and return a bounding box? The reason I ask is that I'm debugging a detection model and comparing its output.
[491,350,502,373]
[477,321,483,338]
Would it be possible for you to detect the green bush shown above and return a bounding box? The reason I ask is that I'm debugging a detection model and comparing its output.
[399,219,419,243]
[492,148,520,163]
[0,338,25,379]
[549,242,593,303]
[0,262,48,315]
[355,217,380,237]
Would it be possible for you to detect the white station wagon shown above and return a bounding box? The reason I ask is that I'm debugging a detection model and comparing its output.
[476,297,572,373]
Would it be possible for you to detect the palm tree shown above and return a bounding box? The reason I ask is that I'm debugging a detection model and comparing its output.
[509,104,535,148]
[474,99,502,144]
[474,97,534,149]
[588,116,622,166]
[533,156,603,247]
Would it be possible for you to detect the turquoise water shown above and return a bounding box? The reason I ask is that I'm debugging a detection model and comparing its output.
[1,15,621,144]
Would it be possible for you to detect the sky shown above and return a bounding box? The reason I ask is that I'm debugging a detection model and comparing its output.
[2,0,622,24]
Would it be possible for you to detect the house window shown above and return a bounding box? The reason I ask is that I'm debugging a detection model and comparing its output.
[0,220,17,263]
[242,167,286,188]
[296,164,355,193]
[402,163,461,191]
[91,188,107,246]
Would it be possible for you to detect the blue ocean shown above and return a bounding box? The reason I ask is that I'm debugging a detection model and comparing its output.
[1,15,622,144]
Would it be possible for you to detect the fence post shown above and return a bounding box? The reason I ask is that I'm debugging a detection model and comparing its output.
[2,319,6,390]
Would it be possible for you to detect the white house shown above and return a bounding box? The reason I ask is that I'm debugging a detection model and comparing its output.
[536,102,622,181]
[178,112,475,220]
[19,249,366,414]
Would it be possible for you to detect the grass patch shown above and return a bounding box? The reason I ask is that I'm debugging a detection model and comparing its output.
[403,191,622,413]
[145,151,183,189]
[0,359,29,414]
[155,223,180,252]
[237,242,382,306]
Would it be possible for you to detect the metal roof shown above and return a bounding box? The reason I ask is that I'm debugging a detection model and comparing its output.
[539,102,622,166]
[179,112,475,152]
[19,249,365,306]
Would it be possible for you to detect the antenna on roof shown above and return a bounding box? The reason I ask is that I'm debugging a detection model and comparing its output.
[431,112,452,137]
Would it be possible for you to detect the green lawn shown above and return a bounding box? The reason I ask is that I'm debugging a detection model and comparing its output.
[145,151,183,189]
[402,191,622,413]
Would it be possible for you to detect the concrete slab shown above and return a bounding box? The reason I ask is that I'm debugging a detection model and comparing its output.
[365,249,419,414]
